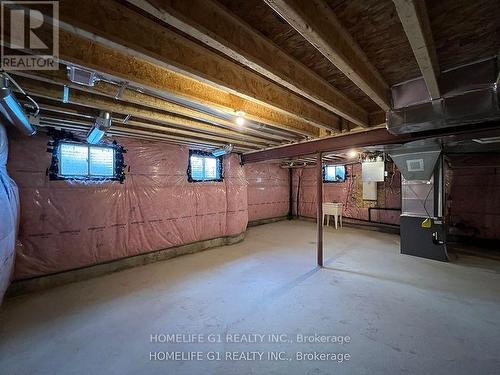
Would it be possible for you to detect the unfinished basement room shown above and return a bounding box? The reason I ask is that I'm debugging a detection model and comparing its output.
[0,0,499,374]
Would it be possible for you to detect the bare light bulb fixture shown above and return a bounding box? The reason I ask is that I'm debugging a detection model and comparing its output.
[347,150,358,159]
[235,110,245,126]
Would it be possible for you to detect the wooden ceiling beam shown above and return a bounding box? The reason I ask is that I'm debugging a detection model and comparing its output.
[53,0,340,132]
[54,32,319,138]
[264,0,390,111]
[14,77,275,148]
[0,6,320,138]
[11,69,292,143]
[38,120,254,151]
[393,0,440,100]
[38,115,257,151]
[124,0,369,128]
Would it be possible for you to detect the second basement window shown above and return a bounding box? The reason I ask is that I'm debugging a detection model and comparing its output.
[323,164,346,183]
[188,150,223,182]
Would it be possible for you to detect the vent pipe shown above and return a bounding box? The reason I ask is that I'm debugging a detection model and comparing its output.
[0,75,37,136]
[87,111,112,144]
[211,144,233,157]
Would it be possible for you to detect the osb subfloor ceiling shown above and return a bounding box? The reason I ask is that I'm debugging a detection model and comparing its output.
[6,0,500,151]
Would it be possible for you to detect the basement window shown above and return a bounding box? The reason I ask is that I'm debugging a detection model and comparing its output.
[188,150,223,182]
[323,164,346,183]
[47,129,126,183]
[58,142,115,178]
[48,141,121,182]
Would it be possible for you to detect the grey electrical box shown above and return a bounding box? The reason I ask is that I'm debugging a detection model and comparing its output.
[362,161,385,182]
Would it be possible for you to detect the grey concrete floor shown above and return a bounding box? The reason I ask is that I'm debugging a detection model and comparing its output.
[1,220,500,375]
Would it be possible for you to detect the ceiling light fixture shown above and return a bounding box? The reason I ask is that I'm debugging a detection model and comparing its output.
[235,110,245,126]
[347,149,358,159]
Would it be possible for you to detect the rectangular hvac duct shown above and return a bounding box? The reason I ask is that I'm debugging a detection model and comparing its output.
[387,57,500,134]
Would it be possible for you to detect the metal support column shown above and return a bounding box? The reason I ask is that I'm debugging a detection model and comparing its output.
[317,152,323,267]
[288,167,293,219]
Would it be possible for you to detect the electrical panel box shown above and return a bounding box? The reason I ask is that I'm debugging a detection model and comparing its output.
[362,181,377,200]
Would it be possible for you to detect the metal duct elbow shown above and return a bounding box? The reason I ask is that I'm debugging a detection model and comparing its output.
[211,144,233,157]
[0,76,36,136]
[87,111,112,144]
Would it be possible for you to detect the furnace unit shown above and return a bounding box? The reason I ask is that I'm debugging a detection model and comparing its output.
[389,142,448,261]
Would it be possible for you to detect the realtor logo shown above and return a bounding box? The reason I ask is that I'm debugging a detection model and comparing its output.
[1,1,59,70]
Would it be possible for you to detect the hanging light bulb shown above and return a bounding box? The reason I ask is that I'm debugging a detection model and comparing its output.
[235,110,245,126]
[347,149,358,159]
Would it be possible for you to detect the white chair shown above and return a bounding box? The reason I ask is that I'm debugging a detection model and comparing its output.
[322,203,343,229]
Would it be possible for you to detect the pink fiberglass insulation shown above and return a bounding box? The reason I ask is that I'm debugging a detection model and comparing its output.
[447,154,500,239]
[0,124,19,303]
[245,163,289,222]
[7,131,248,280]
[292,163,401,225]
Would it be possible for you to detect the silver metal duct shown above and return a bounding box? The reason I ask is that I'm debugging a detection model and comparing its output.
[388,140,441,181]
[86,111,112,144]
[387,57,500,134]
[0,76,37,136]
[211,144,233,157]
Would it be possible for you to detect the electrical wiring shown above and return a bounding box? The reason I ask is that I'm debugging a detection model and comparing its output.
[344,164,354,208]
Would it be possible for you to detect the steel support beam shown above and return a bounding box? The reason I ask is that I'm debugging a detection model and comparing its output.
[241,123,500,164]
[243,128,408,163]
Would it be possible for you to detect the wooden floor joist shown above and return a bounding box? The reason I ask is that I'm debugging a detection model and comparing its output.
[51,0,341,132]
[10,70,295,143]
[38,116,257,151]
[40,111,267,149]
[393,0,441,100]
[55,34,320,138]
[15,77,277,148]
[264,0,390,111]
[125,0,369,128]
[39,120,254,151]
[0,9,322,138]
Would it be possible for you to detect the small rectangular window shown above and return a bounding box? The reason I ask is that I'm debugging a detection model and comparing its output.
[59,143,89,176]
[323,164,346,183]
[89,146,115,176]
[188,150,222,182]
[58,142,115,179]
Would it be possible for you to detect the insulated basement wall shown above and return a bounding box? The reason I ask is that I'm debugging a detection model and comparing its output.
[0,125,19,302]
[245,163,289,222]
[292,163,401,225]
[7,131,249,280]
[447,154,500,240]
